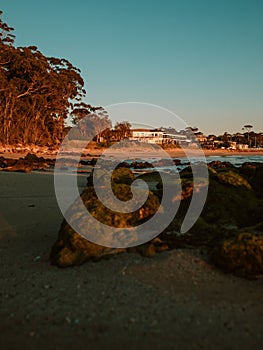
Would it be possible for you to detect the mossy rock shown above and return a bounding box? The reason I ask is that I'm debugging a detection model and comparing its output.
[127,237,169,257]
[50,183,160,267]
[111,167,135,185]
[216,170,252,190]
[50,221,125,267]
[211,233,263,277]
[166,165,263,245]
[199,174,262,228]
[208,161,235,169]
[249,164,263,198]
[87,167,135,187]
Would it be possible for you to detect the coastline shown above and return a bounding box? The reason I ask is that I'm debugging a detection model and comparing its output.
[1,147,263,161]
[169,148,263,158]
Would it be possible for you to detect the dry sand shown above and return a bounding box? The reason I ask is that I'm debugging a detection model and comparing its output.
[1,147,263,161]
[168,148,263,158]
[0,171,263,350]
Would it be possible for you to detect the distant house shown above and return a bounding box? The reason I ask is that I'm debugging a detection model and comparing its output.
[228,141,237,150]
[236,143,249,150]
[130,129,164,144]
[163,133,188,144]
[130,128,188,145]
[194,132,207,143]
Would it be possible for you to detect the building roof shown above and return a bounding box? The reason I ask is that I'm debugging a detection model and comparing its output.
[131,128,163,132]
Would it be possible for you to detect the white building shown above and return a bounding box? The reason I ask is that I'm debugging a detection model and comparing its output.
[130,129,188,144]
[130,129,164,143]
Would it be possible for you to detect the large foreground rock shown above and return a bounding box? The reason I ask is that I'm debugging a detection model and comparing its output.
[211,232,263,278]
[50,168,161,267]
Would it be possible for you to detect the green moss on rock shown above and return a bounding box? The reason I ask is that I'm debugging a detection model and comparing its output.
[211,233,263,277]
[217,170,252,190]
[111,167,135,185]
[50,182,160,267]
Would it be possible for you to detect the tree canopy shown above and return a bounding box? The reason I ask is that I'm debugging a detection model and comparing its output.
[70,102,112,141]
[114,121,132,141]
[0,10,100,146]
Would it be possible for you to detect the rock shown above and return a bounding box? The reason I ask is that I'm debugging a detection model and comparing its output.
[197,167,262,228]
[116,161,131,168]
[247,164,263,198]
[50,182,160,267]
[87,167,135,187]
[208,161,235,169]
[127,237,169,257]
[6,159,33,173]
[0,157,16,167]
[1,153,50,172]
[163,164,263,250]
[111,167,135,185]
[152,159,181,168]
[50,216,126,267]
[79,158,97,166]
[216,170,252,190]
[173,159,181,166]
[131,161,153,169]
[211,232,263,277]
[24,153,40,163]
[0,156,7,168]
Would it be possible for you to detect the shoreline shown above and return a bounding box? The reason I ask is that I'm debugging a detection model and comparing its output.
[169,148,263,158]
[1,148,263,160]
[0,148,263,173]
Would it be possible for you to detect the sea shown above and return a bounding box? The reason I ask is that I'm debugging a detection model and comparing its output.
[54,154,263,176]
[123,155,263,172]
[178,155,263,168]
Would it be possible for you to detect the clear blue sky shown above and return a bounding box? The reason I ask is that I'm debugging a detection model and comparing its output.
[2,0,263,134]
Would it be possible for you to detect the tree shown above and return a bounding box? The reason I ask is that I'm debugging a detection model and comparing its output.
[100,127,113,144]
[114,121,132,141]
[71,103,111,142]
[185,126,199,141]
[0,10,93,146]
[0,10,15,46]
[244,125,253,132]
[243,125,253,147]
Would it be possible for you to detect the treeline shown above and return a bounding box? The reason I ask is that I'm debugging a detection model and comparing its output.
[0,11,103,147]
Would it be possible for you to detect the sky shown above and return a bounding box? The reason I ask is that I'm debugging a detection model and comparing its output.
[1,0,263,134]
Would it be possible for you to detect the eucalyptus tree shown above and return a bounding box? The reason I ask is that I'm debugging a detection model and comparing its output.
[71,102,112,142]
[114,121,132,141]
[0,10,93,146]
[243,125,253,147]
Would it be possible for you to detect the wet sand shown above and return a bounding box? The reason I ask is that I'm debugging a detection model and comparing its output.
[0,171,263,349]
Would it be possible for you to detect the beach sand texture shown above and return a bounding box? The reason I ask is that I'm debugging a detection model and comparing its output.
[1,171,263,350]
[1,147,263,160]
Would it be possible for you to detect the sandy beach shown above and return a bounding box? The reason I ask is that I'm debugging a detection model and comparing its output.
[0,170,263,350]
[1,147,263,162]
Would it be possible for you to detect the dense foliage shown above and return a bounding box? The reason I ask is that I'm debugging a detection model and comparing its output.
[0,11,102,146]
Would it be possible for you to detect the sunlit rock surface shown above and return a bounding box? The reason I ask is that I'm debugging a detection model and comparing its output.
[50,168,161,267]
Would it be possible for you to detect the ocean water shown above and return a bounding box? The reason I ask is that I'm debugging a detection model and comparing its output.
[183,156,263,167]
[57,155,263,175]
[126,155,263,173]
